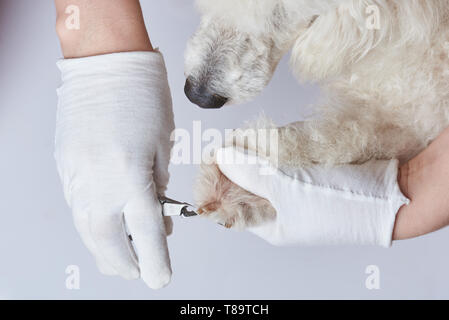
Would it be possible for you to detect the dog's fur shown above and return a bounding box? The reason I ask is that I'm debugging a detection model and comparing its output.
[186,0,449,228]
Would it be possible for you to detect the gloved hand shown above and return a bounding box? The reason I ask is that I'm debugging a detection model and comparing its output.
[55,51,174,289]
[216,147,409,247]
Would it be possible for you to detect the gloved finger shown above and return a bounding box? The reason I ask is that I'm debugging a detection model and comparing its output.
[95,257,118,276]
[154,145,174,236]
[71,200,118,276]
[153,141,172,195]
[89,207,140,280]
[216,147,281,202]
[124,182,172,289]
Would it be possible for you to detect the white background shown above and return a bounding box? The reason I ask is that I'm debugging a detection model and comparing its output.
[0,0,448,299]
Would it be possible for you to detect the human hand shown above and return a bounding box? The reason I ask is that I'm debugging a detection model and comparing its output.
[55,51,174,289]
[393,126,449,240]
[216,147,409,247]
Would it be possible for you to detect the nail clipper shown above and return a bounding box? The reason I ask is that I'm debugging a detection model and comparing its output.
[127,196,198,242]
[158,196,198,217]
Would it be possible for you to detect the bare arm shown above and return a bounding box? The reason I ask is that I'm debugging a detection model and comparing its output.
[54,0,152,58]
[53,0,175,288]
[394,126,449,240]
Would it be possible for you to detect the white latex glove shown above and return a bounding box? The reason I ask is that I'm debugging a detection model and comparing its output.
[55,51,174,289]
[216,147,409,247]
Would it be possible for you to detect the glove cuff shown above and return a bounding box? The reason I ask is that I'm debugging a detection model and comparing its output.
[57,50,167,78]
[55,50,173,119]
[376,159,410,247]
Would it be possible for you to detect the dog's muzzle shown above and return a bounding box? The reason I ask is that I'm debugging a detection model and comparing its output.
[184,77,228,109]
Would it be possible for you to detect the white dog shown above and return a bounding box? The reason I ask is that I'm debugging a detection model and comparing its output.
[184,0,449,228]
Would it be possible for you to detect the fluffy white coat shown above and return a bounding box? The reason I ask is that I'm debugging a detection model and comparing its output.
[186,0,449,228]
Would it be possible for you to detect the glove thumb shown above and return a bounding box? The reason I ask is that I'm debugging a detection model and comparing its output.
[124,183,172,289]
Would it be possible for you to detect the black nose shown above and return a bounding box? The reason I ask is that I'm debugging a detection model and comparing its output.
[184,78,228,109]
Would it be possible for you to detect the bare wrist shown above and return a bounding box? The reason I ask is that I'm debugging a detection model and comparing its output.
[393,126,449,240]
[55,0,152,58]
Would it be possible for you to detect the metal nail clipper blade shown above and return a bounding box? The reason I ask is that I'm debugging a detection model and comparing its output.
[159,196,198,217]
[158,197,227,227]
[127,196,198,242]
[158,196,226,227]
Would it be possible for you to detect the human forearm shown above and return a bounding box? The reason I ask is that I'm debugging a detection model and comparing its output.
[393,126,449,240]
[55,0,152,58]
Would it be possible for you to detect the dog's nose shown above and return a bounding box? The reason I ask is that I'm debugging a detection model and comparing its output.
[184,78,228,109]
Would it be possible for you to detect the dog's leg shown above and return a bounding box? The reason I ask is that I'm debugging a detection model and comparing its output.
[194,104,428,228]
[278,106,428,168]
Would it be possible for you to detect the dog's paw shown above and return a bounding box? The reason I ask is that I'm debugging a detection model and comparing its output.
[194,163,276,229]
